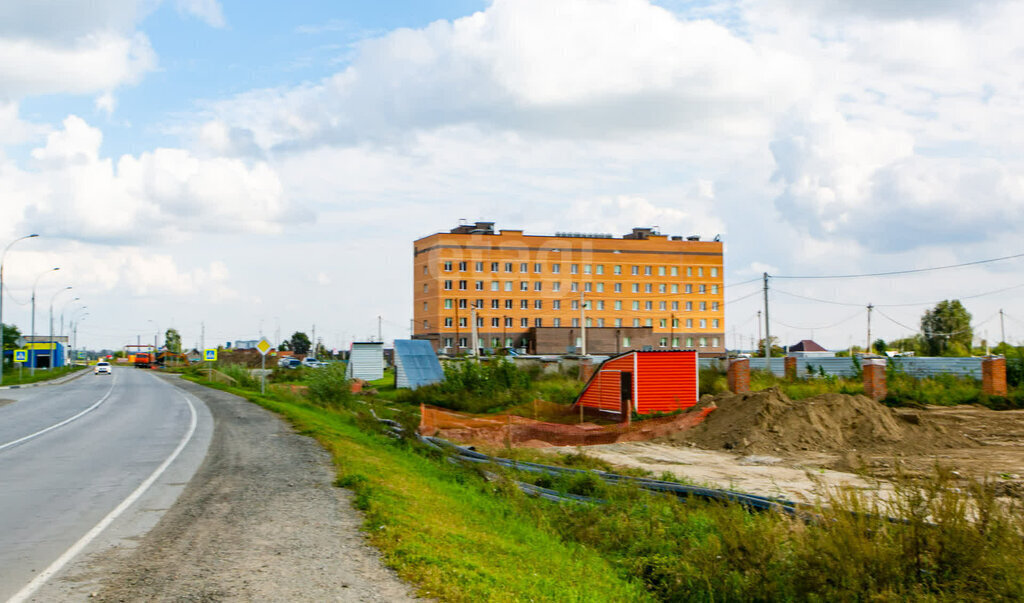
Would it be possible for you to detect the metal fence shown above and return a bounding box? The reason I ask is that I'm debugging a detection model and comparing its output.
[699,356,986,379]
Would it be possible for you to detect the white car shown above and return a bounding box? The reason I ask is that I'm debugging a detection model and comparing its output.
[301,357,324,368]
[94,361,112,375]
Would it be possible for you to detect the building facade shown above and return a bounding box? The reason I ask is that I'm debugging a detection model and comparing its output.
[413,222,725,355]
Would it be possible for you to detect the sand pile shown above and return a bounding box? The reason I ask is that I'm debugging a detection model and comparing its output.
[679,388,971,455]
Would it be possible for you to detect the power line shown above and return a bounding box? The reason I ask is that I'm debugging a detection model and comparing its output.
[724,276,761,288]
[874,308,999,337]
[774,251,1024,280]
[724,288,762,306]
[772,287,864,307]
[771,308,864,331]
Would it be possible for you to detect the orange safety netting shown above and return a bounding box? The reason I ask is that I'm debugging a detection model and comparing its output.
[419,403,715,448]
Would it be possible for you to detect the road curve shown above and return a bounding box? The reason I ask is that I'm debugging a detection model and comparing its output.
[0,367,212,602]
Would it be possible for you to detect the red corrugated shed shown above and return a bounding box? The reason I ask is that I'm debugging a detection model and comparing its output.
[576,351,698,416]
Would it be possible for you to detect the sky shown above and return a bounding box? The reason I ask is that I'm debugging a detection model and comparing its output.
[3,0,1024,353]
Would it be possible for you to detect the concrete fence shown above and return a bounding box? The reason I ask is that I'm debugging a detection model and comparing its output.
[698,356,990,379]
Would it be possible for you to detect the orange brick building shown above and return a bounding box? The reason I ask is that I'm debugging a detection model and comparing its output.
[413,222,725,355]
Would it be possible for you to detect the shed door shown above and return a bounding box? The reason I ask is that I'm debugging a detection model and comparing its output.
[620,371,632,416]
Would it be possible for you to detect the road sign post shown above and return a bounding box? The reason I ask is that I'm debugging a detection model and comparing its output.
[256,338,272,394]
[14,349,26,383]
[204,348,217,380]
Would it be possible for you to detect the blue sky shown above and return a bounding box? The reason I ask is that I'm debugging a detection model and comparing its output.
[3,0,1024,351]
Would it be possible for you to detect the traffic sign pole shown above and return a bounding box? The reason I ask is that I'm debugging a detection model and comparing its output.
[256,338,271,395]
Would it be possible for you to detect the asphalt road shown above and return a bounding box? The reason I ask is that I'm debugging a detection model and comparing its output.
[0,367,212,602]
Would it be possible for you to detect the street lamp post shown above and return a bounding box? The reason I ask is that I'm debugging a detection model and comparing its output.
[60,296,80,338]
[30,267,60,376]
[49,286,72,369]
[73,313,89,359]
[148,319,160,362]
[0,233,39,384]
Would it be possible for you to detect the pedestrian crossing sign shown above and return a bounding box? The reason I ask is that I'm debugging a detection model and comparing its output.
[14,349,27,363]
[204,349,217,361]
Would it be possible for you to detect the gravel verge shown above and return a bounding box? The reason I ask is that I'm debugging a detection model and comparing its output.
[86,375,421,601]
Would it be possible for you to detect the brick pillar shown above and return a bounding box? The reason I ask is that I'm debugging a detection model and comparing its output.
[727,358,750,394]
[579,358,597,382]
[982,356,1007,396]
[784,356,797,380]
[862,358,886,400]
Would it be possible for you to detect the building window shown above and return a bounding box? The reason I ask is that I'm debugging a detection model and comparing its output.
[444,318,453,327]
[490,281,499,291]
[491,337,500,348]
[534,300,542,309]
[614,300,622,310]
[422,265,428,275]
[476,317,484,327]
[553,300,561,310]
[475,261,483,271]
[534,318,543,327]
[658,266,666,276]
[504,281,513,291]
[659,284,666,293]
[672,318,679,328]
[623,336,631,346]
[475,299,483,309]
[710,267,718,277]
[458,261,467,271]
[570,264,579,274]
[596,318,605,328]
[580,264,589,275]
[520,281,529,291]
[444,337,453,348]
[659,301,666,310]
[444,280,453,290]
[700,319,707,328]
[571,300,579,310]
[552,263,560,273]
[505,262,513,272]
[712,319,719,328]
[552,282,561,292]
[700,302,707,311]
[423,302,428,311]
[712,302,719,311]
[534,281,542,291]
[659,337,668,347]
[505,337,513,347]
[685,284,693,293]
[686,319,693,328]
[671,284,678,293]
[572,318,579,327]
[444,299,453,309]
[712,337,720,347]
[671,301,679,311]
[444,261,452,271]
[614,265,621,275]
[596,283,604,292]
[645,301,653,310]
[644,266,652,276]
[520,318,528,328]
[475,280,484,290]
[596,265,604,275]
[632,265,639,275]
[711,285,719,294]
[584,282,592,292]
[686,301,693,311]
[520,299,529,309]
[553,318,561,327]
[698,267,704,277]
[644,284,652,293]
[659,319,667,328]
[686,337,694,347]
[460,337,468,348]
[458,280,467,290]
[491,299,500,309]
[632,283,640,293]
[491,317,500,327]
[633,319,640,327]
[423,284,428,293]
[459,317,467,327]
[645,319,652,327]
[595,300,603,310]
[585,317,593,327]
[687,267,693,276]
[520,262,528,273]
[632,301,640,310]
[505,317,513,327]
[505,300,513,309]
[700,337,707,347]
[458,299,468,309]
[614,283,622,292]
[672,337,679,347]
[491,262,499,271]
[571,282,579,292]
[671,266,678,276]
[534,263,542,273]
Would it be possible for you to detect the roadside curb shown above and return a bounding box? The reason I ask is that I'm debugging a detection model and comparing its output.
[0,366,90,390]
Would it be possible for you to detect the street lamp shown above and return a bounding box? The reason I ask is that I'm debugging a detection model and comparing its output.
[70,306,87,358]
[0,233,38,384]
[147,319,160,359]
[60,296,80,337]
[49,286,73,369]
[73,313,89,358]
[30,267,60,376]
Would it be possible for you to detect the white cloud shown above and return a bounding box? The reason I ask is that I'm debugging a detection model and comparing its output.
[175,0,225,28]
[95,92,117,116]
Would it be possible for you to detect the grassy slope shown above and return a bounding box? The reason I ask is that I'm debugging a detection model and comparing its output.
[191,379,650,602]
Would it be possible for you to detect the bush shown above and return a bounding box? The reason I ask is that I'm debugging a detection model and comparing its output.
[398,358,537,413]
[217,364,258,389]
[306,363,354,409]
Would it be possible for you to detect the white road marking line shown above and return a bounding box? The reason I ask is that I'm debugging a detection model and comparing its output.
[7,392,199,603]
[0,372,119,453]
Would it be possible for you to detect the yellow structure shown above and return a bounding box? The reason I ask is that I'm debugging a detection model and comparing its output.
[413,222,725,355]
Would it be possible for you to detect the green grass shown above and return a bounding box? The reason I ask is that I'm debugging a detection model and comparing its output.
[1,364,86,386]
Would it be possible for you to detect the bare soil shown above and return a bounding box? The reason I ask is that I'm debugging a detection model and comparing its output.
[561,389,1024,503]
[63,376,421,602]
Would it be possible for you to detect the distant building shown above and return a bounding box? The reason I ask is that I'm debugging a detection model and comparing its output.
[412,221,725,356]
[788,339,834,358]
[234,340,260,350]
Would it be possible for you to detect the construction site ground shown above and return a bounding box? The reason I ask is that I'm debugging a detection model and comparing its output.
[538,389,1024,504]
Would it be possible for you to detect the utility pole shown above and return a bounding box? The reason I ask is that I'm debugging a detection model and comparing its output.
[762,273,770,362]
[377,316,382,344]
[756,310,762,353]
[580,289,587,355]
[866,303,873,354]
[470,303,479,359]
[312,324,316,357]
[1000,309,1006,345]
[200,322,205,354]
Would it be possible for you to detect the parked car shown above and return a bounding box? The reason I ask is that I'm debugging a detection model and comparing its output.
[279,357,301,369]
[94,361,112,375]
[301,357,325,368]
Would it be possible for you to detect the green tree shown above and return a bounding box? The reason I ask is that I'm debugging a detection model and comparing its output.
[164,328,182,353]
[921,300,972,356]
[290,332,311,356]
[753,336,784,357]
[872,338,887,355]
[2,323,21,350]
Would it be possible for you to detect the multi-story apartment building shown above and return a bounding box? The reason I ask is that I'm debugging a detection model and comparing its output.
[413,222,725,355]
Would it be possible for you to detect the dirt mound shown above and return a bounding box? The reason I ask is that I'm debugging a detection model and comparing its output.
[677,388,972,455]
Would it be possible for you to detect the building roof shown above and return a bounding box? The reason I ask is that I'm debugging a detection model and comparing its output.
[789,339,827,352]
[394,340,444,389]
